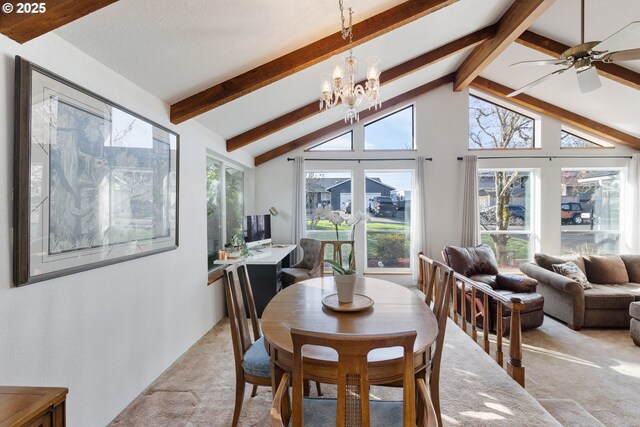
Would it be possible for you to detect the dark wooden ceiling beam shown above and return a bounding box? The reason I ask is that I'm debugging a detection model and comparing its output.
[453,0,555,92]
[228,25,496,152]
[254,73,455,166]
[0,0,118,43]
[516,30,640,91]
[471,76,640,150]
[170,0,459,124]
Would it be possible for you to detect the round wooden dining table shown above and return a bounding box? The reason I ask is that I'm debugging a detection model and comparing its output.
[261,276,438,392]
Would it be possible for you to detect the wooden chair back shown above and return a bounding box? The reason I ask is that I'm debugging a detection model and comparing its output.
[223,262,261,365]
[320,240,355,274]
[419,254,454,427]
[291,329,418,427]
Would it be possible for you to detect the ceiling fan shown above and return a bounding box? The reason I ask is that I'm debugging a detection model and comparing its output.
[507,0,640,97]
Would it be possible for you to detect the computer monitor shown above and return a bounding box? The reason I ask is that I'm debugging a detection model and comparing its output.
[243,214,272,248]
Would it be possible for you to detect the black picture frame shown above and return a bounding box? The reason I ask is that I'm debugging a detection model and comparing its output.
[13,56,180,286]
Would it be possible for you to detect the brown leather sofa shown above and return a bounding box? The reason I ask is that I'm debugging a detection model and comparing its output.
[443,244,544,334]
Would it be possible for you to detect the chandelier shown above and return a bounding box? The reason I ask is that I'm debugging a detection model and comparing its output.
[320,0,382,124]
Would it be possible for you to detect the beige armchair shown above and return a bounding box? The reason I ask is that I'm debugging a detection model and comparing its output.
[281,238,322,287]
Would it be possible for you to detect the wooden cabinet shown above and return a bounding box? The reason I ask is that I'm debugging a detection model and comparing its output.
[0,386,67,427]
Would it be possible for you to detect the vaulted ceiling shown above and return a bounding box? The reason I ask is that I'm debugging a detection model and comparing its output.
[5,0,640,163]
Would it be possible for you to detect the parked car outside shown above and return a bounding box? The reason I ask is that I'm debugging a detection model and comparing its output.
[368,196,397,217]
[561,202,592,224]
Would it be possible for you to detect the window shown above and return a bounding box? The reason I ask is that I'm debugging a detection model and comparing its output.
[364,106,414,150]
[479,170,533,270]
[225,167,244,242]
[305,171,353,268]
[469,95,534,149]
[365,171,412,271]
[561,170,621,255]
[206,156,245,269]
[560,130,612,148]
[305,171,352,240]
[307,132,352,151]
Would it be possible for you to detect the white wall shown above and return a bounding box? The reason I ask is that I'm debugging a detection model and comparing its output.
[255,84,639,274]
[255,85,470,277]
[0,34,252,426]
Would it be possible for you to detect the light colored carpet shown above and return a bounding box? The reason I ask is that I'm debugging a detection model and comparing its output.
[538,399,605,427]
[109,317,558,426]
[521,316,640,427]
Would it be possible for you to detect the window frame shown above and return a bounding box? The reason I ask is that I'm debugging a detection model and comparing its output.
[363,105,416,151]
[468,94,537,150]
[560,168,623,255]
[560,129,614,149]
[206,153,246,272]
[478,168,536,270]
[306,131,354,152]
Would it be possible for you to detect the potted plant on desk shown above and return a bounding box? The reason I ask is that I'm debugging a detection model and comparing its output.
[325,252,357,303]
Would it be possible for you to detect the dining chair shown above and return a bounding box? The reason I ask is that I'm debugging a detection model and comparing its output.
[419,254,454,427]
[281,238,323,287]
[319,240,355,274]
[223,262,272,427]
[270,328,438,427]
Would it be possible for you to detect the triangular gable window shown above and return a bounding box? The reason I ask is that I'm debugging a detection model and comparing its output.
[560,131,610,148]
[307,132,352,151]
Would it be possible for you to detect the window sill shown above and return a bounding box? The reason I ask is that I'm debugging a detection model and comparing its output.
[207,266,224,285]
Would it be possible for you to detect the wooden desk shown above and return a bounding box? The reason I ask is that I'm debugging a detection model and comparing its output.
[0,386,67,427]
[215,244,296,316]
[261,276,437,391]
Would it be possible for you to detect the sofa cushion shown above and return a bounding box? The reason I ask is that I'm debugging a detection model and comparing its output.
[443,244,499,277]
[469,274,497,289]
[552,261,593,290]
[620,255,640,283]
[496,274,538,293]
[583,285,635,309]
[535,253,586,274]
[614,283,640,301]
[631,302,640,319]
[584,255,629,284]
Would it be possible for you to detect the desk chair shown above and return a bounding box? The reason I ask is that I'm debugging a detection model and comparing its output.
[282,238,322,286]
[270,329,438,427]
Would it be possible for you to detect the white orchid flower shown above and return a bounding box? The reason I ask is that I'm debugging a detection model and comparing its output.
[328,212,345,225]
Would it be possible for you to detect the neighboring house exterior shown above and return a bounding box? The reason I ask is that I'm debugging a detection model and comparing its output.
[325,177,395,211]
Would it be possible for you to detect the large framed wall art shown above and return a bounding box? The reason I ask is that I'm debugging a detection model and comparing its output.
[13,56,179,286]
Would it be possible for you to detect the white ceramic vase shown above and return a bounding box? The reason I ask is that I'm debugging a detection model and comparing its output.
[334,273,357,303]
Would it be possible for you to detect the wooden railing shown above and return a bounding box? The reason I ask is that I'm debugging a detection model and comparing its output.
[418,253,525,387]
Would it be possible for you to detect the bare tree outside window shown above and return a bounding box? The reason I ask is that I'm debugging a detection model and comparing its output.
[469,95,534,149]
[470,96,534,266]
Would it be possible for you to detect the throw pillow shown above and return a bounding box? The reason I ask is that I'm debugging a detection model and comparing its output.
[584,255,629,284]
[620,255,640,283]
[552,262,593,289]
[535,253,586,274]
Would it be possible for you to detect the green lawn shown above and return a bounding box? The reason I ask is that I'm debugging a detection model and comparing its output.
[481,234,529,260]
[306,220,410,267]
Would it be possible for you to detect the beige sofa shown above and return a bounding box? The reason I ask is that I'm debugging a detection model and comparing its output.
[520,254,640,330]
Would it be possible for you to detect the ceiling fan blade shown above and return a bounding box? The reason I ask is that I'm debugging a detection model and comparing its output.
[509,59,568,67]
[601,48,640,62]
[507,66,572,97]
[577,66,601,93]
[592,21,640,54]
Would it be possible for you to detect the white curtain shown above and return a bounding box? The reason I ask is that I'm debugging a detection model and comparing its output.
[626,154,640,253]
[411,156,428,283]
[459,155,479,246]
[292,156,305,264]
